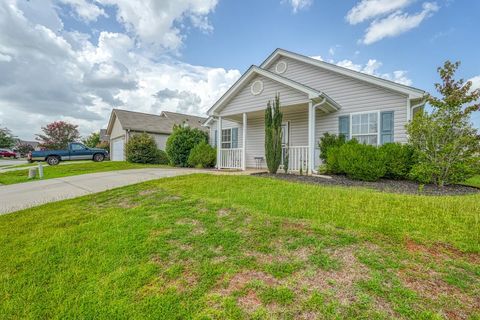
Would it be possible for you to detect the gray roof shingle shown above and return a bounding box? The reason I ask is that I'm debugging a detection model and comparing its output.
[112,109,207,134]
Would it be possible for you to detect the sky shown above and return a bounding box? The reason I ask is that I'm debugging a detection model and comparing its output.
[0,0,479,140]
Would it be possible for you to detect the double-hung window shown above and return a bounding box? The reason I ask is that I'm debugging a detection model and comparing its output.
[221,129,232,149]
[351,112,379,145]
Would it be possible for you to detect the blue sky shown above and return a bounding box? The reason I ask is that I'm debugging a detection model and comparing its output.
[0,0,478,139]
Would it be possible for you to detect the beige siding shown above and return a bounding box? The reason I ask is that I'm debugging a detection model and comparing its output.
[109,117,125,140]
[221,75,309,116]
[267,57,409,142]
[151,133,169,150]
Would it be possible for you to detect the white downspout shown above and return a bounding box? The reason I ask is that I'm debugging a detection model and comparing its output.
[310,98,328,174]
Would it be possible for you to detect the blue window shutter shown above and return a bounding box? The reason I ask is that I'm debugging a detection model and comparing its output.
[232,128,238,148]
[380,111,394,144]
[338,116,350,139]
[214,130,217,148]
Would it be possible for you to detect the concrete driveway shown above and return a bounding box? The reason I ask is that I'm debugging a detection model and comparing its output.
[0,168,205,215]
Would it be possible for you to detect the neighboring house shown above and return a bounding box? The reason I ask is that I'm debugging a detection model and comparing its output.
[205,48,427,173]
[106,109,207,161]
[99,129,109,143]
[15,140,40,151]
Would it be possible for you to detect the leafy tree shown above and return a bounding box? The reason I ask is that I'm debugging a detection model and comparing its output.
[407,61,480,186]
[15,142,34,157]
[265,94,283,174]
[96,141,110,153]
[318,133,346,162]
[0,127,16,148]
[36,121,81,150]
[166,125,208,167]
[83,132,100,148]
[125,132,162,164]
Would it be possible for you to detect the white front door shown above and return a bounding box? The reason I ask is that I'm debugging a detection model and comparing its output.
[111,138,125,161]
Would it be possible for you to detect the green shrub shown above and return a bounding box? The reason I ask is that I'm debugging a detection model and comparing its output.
[325,146,343,174]
[319,133,347,162]
[187,141,216,168]
[337,142,386,181]
[166,125,208,167]
[125,133,162,164]
[158,149,170,165]
[378,143,414,180]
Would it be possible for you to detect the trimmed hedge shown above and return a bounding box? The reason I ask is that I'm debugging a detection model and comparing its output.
[379,143,414,180]
[166,125,208,167]
[188,141,216,168]
[319,133,347,162]
[337,141,386,181]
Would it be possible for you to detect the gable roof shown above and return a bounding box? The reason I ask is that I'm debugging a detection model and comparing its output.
[207,65,341,116]
[106,109,207,135]
[161,111,207,130]
[260,48,426,99]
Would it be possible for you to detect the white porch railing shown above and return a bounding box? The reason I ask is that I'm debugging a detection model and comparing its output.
[281,146,309,172]
[219,148,243,169]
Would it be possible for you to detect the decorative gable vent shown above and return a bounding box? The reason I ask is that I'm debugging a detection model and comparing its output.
[250,80,264,95]
[275,61,287,74]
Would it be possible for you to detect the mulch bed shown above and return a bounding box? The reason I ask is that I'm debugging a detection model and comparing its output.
[252,172,480,196]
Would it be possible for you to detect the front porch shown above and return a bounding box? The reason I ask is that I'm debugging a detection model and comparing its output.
[215,101,338,174]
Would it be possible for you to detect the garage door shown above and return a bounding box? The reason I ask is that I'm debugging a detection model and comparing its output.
[111,138,125,161]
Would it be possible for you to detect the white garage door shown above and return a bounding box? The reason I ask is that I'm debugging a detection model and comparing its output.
[111,138,125,161]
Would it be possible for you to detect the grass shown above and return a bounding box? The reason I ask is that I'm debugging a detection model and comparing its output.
[0,161,169,185]
[463,175,480,188]
[0,174,479,319]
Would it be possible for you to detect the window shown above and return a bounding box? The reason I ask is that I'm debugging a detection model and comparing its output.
[351,112,379,145]
[221,129,232,149]
[71,143,86,151]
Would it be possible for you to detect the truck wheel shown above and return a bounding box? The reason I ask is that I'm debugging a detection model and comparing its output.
[93,153,105,162]
[46,156,60,166]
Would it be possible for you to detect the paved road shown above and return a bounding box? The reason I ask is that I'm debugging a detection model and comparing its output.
[0,168,204,215]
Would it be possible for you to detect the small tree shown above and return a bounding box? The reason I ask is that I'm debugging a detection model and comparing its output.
[125,132,162,164]
[0,127,16,148]
[407,61,480,186]
[83,132,100,148]
[15,142,34,157]
[188,141,216,168]
[265,94,283,174]
[166,125,208,167]
[36,121,80,150]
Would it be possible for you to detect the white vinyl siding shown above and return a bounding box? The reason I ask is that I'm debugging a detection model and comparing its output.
[268,57,409,143]
[221,75,309,116]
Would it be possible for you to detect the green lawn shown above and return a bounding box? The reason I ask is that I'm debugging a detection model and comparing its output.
[0,175,479,319]
[0,161,168,185]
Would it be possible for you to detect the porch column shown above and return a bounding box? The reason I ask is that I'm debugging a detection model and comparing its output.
[242,112,247,170]
[308,101,315,175]
[216,116,222,169]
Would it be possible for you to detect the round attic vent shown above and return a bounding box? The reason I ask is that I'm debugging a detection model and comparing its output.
[251,80,264,95]
[275,61,287,74]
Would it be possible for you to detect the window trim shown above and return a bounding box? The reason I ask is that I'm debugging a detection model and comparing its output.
[281,122,289,146]
[349,111,380,146]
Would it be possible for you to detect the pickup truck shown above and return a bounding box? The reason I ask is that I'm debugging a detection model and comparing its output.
[28,142,109,165]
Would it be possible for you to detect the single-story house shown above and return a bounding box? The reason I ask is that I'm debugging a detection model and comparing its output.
[106,109,207,161]
[99,129,109,143]
[205,48,427,173]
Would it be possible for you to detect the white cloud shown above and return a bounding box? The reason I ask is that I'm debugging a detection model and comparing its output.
[97,0,218,50]
[59,0,107,22]
[285,0,313,13]
[336,58,412,86]
[362,2,439,44]
[0,1,240,140]
[346,0,412,24]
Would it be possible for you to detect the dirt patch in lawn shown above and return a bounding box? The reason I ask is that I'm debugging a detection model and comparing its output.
[252,172,480,196]
[405,239,480,264]
[217,270,279,296]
